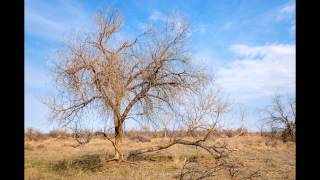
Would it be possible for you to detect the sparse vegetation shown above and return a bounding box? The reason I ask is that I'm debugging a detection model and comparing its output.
[25,134,295,179]
[261,95,296,143]
[25,5,295,180]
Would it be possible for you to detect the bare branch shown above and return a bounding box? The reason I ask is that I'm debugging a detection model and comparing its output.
[47,9,209,160]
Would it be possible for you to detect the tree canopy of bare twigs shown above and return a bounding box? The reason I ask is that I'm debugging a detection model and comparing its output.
[46,9,207,161]
[261,94,296,142]
[125,87,261,180]
[179,87,228,138]
[127,87,230,159]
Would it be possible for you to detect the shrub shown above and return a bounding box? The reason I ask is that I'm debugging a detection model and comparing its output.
[25,128,47,141]
[52,154,103,172]
[48,129,69,138]
[129,136,151,142]
[37,144,46,149]
[225,130,234,138]
[25,143,34,151]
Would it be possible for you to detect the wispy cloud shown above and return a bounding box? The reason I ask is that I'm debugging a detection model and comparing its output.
[216,43,295,101]
[221,21,234,30]
[290,24,296,34]
[194,23,213,34]
[276,3,295,21]
[24,0,296,131]
[25,7,65,40]
[149,10,164,21]
[227,2,295,41]
[279,4,295,14]
[147,10,188,34]
[25,0,92,41]
[197,24,209,33]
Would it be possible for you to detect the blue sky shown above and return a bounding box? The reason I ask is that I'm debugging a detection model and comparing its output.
[25,0,295,132]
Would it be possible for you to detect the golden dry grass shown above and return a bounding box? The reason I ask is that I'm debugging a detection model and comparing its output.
[25,135,295,180]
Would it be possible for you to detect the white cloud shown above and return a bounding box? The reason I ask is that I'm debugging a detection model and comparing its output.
[192,49,226,73]
[25,7,65,40]
[25,0,92,41]
[216,44,295,101]
[290,24,296,34]
[221,21,234,30]
[147,10,188,35]
[149,11,164,21]
[137,22,148,31]
[276,3,295,21]
[194,23,213,34]
[197,24,208,33]
[280,4,295,14]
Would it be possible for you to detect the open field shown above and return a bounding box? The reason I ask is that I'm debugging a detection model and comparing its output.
[25,134,295,180]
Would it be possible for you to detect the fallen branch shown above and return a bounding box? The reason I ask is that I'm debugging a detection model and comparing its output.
[127,136,230,159]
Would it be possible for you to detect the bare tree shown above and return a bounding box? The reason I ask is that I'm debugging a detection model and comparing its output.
[234,105,248,137]
[158,114,173,138]
[71,129,93,148]
[46,9,206,161]
[127,86,229,159]
[262,95,296,142]
[124,87,261,180]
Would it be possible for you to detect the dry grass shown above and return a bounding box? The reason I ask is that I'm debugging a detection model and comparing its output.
[25,135,295,180]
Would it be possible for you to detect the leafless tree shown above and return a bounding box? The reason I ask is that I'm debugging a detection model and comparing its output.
[70,123,94,148]
[46,9,207,161]
[157,114,173,138]
[169,92,262,179]
[71,129,93,148]
[25,128,44,141]
[127,86,230,159]
[261,95,296,142]
[234,105,248,137]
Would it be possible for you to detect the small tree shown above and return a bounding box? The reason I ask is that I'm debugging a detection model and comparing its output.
[127,86,230,159]
[46,9,206,161]
[156,113,173,138]
[262,95,296,142]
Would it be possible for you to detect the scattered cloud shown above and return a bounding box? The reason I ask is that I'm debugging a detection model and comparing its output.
[276,3,295,21]
[275,3,296,35]
[137,22,148,31]
[290,24,296,34]
[279,4,295,14]
[25,7,65,40]
[221,21,234,30]
[24,1,296,131]
[197,24,209,33]
[216,44,295,101]
[194,23,213,34]
[149,11,164,21]
[25,0,92,41]
[147,10,189,35]
[192,49,226,74]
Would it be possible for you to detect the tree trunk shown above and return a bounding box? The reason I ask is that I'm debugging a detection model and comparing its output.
[114,116,123,161]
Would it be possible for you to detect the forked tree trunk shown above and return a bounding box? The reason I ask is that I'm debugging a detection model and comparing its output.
[114,116,123,161]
